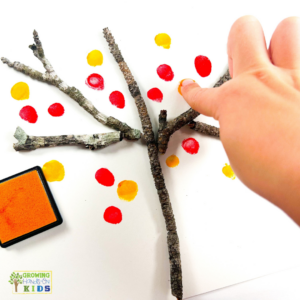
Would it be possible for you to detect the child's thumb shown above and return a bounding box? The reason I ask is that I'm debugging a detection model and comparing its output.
[180,79,221,118]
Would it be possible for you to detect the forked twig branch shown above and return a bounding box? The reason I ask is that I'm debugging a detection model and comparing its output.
[158,70,230,154]
[1,31,141,140]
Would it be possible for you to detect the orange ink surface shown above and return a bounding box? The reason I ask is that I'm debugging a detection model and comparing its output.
[0,170,57,243]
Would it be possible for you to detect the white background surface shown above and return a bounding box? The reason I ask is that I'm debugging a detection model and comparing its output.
[190,266,300,300]
[0,1,300,299]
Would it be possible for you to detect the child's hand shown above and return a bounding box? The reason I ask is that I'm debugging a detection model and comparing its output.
[181,16,300,225]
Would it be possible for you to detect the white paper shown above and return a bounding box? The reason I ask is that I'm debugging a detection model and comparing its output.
[0,1,300,299]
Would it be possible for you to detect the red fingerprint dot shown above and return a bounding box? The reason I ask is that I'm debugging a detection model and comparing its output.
[182,138,200,154]
[95,168,115,186]
[194,55,212,77]
[86,73,104,90]
[104,206,122,224]
[19,106,38,123]
[157,64,174,81]
[109,91,125,109]
[147,88,163,102]
[48,103,65,117]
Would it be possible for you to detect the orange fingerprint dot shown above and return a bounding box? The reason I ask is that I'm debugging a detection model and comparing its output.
[42,160,65,182]
[87,50,103,67]
[155,33,171,49]
[166,155,180,168]
[11,82,30,100]
[117,180,138,202]
[222,163,236,180]
[178,79,195,95]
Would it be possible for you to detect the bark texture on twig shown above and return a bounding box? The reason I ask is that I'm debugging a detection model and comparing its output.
[158,110,167,132]
[1,31,141,141]
[187,121,220,137]
[213,69,231,87]
[158,69,231,154]
[13,127,122,151]
[158,108,199,154]
[103,28,183,300]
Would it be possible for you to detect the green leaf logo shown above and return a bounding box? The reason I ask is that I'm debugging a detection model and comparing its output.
[9,272,22,293]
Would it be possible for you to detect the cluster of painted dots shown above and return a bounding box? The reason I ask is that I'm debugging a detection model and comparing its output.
[84,38,233,177]
[11,82,65,123]
[153,33,205,167]
[10,82,66,185]
[155,33,235,178]
[9,34,235,228]
[95,168,138,224]
[85,40,212,223]
[85,50,138,224]
[86,50,125,108]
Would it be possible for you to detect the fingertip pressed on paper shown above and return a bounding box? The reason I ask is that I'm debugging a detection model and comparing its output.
[178,79,195,95]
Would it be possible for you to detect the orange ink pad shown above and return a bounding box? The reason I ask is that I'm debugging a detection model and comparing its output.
[0,166,63,248]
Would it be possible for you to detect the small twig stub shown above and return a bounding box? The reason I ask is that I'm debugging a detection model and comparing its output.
[188,121,220,137]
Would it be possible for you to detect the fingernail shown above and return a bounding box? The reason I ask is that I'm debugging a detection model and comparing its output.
[178,79,195,95]
[181,79,195,87]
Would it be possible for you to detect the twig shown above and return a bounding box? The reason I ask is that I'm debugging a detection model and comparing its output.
[213,69,231,87]
[103,28,183,300]
[187,121,220,137]
[13,127,122,151]
[1,31,141,141]
[159,110,220,142]
[158,110,167,132]
[158,70,231,154]
[158,108,199,153]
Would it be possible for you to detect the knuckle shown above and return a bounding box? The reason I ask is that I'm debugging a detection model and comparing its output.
[219,80,239,100]
[215,82,240,117]
[252,67,271,80]
[246,66,275,86]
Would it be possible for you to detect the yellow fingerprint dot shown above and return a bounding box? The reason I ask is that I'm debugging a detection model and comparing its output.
[42,160,65,182]
[222,163,236,180]
[155,33,171,49]
[87,50,103,67]
[117,180,138,202]
[178,79,195,95]
[166,155,180,168]
[11,82,30,100]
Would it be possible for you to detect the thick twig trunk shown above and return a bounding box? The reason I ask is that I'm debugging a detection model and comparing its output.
[103,28,183,300]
